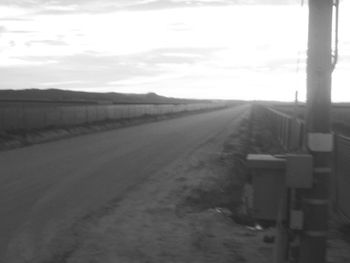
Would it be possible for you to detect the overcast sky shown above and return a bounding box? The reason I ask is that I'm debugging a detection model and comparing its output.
[0,0,349,101]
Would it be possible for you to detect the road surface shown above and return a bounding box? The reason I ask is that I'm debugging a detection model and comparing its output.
[0,105,249,262]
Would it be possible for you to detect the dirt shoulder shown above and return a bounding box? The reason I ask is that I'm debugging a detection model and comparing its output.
[34,107,274,263]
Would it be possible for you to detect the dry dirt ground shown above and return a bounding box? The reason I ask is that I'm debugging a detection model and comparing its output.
[39,113,276,263]
[33,107,350,263]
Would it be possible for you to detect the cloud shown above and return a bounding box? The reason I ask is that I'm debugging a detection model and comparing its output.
[7,30,34,34]
[107,73,184,86]
[0,2,330,101]
[132,47,222,65]
[25,40,68,47]
[0,25,6,34]
[0,26,34,36]
[38,80,87,87]
[0,0,300,15]
[0,17,32,21]
[0,52,159,89]
[13,46,218,71]
[0,45,220,90]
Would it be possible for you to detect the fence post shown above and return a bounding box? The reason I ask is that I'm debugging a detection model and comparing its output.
[332,133,338,211]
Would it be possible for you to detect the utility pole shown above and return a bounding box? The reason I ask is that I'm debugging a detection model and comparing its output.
[299,0,333,263]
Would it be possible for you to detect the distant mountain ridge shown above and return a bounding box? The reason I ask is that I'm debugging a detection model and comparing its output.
[0,89,209,105]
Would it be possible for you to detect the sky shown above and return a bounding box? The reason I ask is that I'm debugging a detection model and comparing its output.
[0,0,349,101]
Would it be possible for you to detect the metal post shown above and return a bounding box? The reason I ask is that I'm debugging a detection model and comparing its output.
[299,0,333,263]
[293,91,298,120]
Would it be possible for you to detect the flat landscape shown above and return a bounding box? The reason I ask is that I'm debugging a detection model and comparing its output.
[0,105,250,262]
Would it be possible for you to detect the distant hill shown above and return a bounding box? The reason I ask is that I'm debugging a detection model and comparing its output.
[0,89,209,105]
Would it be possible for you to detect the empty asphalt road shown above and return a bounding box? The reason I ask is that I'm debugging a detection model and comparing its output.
[0,104,249,262]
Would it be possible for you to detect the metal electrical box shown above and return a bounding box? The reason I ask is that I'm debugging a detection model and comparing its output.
[247,154,286,221]
[286,154,313,188]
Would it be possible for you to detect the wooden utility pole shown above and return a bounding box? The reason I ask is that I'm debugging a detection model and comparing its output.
[300,0,333,262]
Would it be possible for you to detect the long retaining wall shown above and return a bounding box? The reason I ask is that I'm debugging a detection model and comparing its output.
[0,102,227,132]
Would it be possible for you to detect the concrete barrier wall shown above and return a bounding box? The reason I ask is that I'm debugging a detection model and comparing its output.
[0,102,227,132]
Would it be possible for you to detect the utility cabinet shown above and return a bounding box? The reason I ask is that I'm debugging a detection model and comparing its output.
[247,154,287,221]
